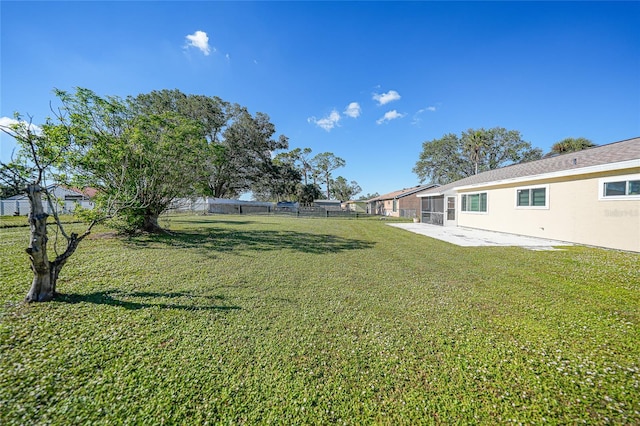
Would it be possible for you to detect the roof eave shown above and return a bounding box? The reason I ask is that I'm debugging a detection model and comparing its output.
[454,159,640,191]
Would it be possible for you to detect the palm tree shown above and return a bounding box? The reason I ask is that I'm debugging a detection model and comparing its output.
[465,130,488,175]
[550,137,596,155]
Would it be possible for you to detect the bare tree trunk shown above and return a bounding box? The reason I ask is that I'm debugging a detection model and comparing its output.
[25,184,55,302]
[3,116,95,302]
[24,184,94,302]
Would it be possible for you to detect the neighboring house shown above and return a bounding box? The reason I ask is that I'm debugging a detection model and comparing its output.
[417,137,640,252]
[0,184,94,216]
[343,200,367,213]
[368,184,439,217]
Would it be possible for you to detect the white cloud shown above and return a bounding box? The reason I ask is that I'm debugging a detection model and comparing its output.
[0,117,19,128]
[411,106,438,126]
[308,110,341,131]
[343,102,361,118]
[376,110,406,125]
[372,90,401,106]
[185,30,212,55]
[0,116,42,135]
[416,106,437,114]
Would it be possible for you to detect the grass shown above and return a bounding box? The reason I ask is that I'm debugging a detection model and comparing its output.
[1,214,638,424]
[0,214,84,229]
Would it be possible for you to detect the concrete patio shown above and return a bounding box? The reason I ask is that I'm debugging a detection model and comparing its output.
[388,222,573,250]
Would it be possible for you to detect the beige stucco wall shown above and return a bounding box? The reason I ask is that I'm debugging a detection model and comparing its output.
[456,169,640,252]
[383,199,399,217]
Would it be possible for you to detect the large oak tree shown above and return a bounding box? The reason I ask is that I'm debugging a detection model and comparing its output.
[413,127,543,185]
[57,88,208,233]
[208,109,289,198]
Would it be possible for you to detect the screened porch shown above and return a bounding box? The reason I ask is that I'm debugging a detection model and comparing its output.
[421,195,445,226]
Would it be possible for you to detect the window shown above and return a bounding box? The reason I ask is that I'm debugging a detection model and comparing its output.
[392,198,397,212]
[517,187,547,207]
[599,175,640,200]
[461,192,487,212]
[604,180,640,197]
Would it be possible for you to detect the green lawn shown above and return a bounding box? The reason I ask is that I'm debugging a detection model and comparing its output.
[1,215,638,424]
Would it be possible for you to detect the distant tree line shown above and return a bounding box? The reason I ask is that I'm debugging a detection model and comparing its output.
[261,148,361,204]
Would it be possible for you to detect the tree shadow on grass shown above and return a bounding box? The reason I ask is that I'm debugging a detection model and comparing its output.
[55,290,241,312]
[125,228,376,255]
[164,218,257,226]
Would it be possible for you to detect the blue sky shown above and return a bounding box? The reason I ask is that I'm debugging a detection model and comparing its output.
[1,1,639,198]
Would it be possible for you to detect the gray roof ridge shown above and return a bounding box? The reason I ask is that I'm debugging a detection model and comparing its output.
[419,136,639,195]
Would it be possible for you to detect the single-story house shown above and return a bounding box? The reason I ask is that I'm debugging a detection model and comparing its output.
[1,184,94,216]
[417,137,640,252]
[343,200,367,213]
[368,184,439,217]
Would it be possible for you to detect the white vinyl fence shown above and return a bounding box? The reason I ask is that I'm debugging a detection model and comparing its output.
[0,200,94,216]
[167,198,274,215]
[167,198,209,214]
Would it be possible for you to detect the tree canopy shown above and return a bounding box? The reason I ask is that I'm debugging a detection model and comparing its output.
[0,87,356,301]
[55,88,209,232]
[129,89,291,200]
[329,176,362,201]
[0,160,30,198]
[548,137,596,156]
[251,160,302,202]
[413,127,543,185]
[3,88,357,231]
[270,148,356,203]
[296,183,323,206]
[214,109,289,198]
[358,192,380,201]
[46,87,300,231]
[311,152,346,199]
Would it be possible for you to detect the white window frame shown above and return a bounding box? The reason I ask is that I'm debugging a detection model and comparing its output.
[598,174,640,201]
[514,184,550,210]
[460,192,488,214]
